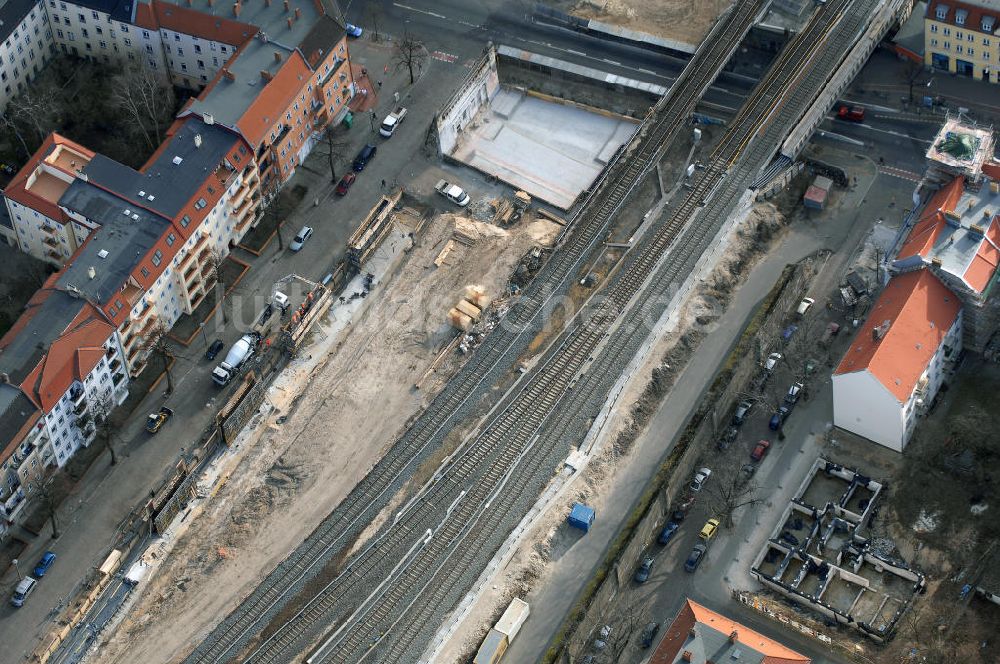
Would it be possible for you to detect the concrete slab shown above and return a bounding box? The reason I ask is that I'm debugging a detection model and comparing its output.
[450,89,638,209]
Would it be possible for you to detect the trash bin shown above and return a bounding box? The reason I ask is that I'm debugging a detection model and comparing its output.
[342,111,354,129]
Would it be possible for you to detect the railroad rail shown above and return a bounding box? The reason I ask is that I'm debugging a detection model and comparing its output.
[232,0,880,661]
[184,3,765,663]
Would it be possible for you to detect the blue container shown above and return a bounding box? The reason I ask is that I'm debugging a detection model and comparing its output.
[568,503,596,533]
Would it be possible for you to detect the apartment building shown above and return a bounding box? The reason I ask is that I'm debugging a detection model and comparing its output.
[0,0,57,110]
[833,270,962,452]
[0,281,129,539]
[925,0,1000,81]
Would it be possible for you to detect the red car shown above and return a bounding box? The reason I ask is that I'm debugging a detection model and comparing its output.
[836,105,865,122]
[751,440,771,462]
[335,172,356,196]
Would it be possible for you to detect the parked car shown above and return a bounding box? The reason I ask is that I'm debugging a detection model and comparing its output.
[684,544,708,572]
[699,518,720,541]
[289,225,314,251]
[796,297,815,315]
[594,624,611,650]
[33,551,57,578]
[670,509,686,523]
[352,143,377,171]
[785,382,803,405]
[634,557,654,583]
[769,406,790,431]
[145,406,174,434]
[335,172,356,196]
[10,577,37,607]
[717,425,739,451]
[640,622,660,648]
[732,400,753,426]
[836,105,865,122]
[751,440,771,462]
[205,339,224,361]
[345,22,363,37]
[764,352,782,373]
[782,324,798,340]
[657,521,680,545]
[689,467,712,492]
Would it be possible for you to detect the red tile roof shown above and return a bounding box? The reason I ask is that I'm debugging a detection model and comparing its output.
[236,50,311,147]
[650,600,810,664]
[927,0,1000,33]
[834,270,961,402]
[3,134,94,226]
[22,310,114,412]
[149,1,256,46]
[897,177,965,260]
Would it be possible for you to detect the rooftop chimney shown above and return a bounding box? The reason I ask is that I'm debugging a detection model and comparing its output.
[283,0,289,11]
[233,1,241,16]
[287,16,293,28]
[274,51,282,63]
[261,70,273,81]
[729,630,739,642]
[223,69,236,81]
[194,134,203,148]
[682,652,693,662]
[294,7,301,19]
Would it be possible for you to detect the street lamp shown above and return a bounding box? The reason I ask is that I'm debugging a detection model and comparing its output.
[11,558,22,580]
[369,109,377,133]
[199,321,209,347]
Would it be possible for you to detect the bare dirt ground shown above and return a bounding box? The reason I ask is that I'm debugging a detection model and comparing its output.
[438,199,788,662]
[96,212,560,663]
[560,0,734,45]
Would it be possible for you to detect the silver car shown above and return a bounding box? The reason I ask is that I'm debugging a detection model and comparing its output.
[289,226,313,251]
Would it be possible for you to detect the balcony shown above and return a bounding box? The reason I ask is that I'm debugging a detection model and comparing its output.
[122,283,144,307]
[45,248,61,261]
[73,398,89,416]
[112,371,126,387]
[109,356,122,374]
[41,224,58,236]
[9,443,36,471]
[2,483,25,521]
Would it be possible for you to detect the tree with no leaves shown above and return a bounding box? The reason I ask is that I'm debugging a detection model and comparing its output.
[366,4,384,42]
[391,31,428,84]
[90,395,119,466]
[142,320,175,394]
[204,250,230,324]
[319,125,352,182]
[703,458,763,528]
[109,60,176,151]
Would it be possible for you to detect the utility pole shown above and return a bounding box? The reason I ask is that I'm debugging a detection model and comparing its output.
[11,558,22,580]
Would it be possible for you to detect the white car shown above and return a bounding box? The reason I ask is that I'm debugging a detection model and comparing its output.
[764,352,782,373]
[289,226,313,252]
[690,467,712,492]
[796,297,815,315]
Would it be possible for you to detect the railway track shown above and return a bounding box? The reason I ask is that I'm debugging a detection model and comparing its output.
[227,0,880,662]
[184,3,765,663]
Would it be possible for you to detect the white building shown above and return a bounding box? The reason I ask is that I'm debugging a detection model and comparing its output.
[833,269,962,452]
[0,0,56,110]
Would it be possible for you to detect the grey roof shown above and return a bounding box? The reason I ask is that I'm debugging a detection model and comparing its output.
[0,289,87,384]
[58,0,137,23]
[0,0,42,44]
[0,383,39,451]
[56,181,170,304]
[83,120,238,219]
[184,0,330,135]
[677,626,767,664]
[298,14,347,65]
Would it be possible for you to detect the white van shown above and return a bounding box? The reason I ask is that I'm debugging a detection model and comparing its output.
[11,577,37,607]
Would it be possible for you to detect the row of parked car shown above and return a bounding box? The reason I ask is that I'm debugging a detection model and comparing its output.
[10,551,57,607]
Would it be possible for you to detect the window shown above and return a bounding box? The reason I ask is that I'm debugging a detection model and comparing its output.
[968,33,974,42]
[166,233,176,246]
[931,38,939,47]
[935,5,947,20]
[944,41,951,49]
[141,266,150,277]
[99,41,107,49]
[956,30,963,40]
[180,62,187,72]
[142,30,150,39]
[956,9,967,25]
[124,37,131,46]
[220,45,228,53]
[177,47,183,56]
[195,198,207,209]
[195,44,201,53]
[986,38,992,46]
[81,28,88,37]
[944,27,951,36]
[78,13,85,22]
[174,33,180,42]
[180,215,190,227]
[151,250,162,267]
[957,44,963,53]
[96,26,103,35]
[969,48,975,56]
[198,59,204,69]
[121,24,129,32]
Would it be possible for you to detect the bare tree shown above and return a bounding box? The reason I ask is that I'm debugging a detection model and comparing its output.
[5,85,61,149]
[391,31,428,85]
[37,480,61,539]
[0,110,33,161]
[319,125,352,182]
[142,320,175,394]
[703,459,763,528]
[91,396,119,466]
[366,5,384,42]
[109,60,176,151]
[204,250,229,324]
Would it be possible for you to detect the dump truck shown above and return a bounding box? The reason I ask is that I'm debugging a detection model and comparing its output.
[379,107,407,137]
[435,179,471,206]
[212,332,259,386]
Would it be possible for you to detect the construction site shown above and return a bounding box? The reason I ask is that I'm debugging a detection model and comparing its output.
[29,0,952,662]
